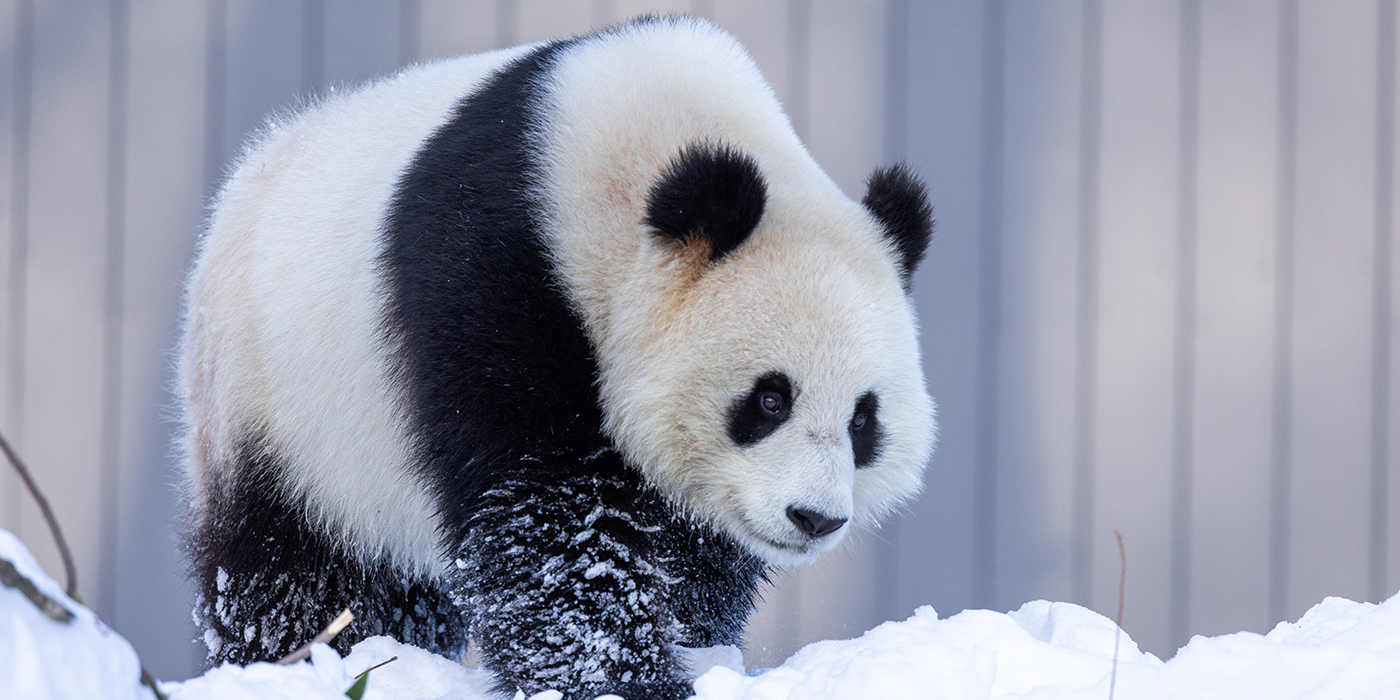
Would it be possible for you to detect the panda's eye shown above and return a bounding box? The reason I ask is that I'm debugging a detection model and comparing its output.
[728,373,794,446]
[850,392,883,468]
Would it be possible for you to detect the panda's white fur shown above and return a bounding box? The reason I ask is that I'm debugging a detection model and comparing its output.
[180,15,935,695]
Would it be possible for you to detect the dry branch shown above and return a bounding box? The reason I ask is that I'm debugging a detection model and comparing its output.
[276,608,356,664]
[0,430,77,598]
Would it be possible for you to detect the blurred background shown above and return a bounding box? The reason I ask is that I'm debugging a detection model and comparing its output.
[2,0,1398,682]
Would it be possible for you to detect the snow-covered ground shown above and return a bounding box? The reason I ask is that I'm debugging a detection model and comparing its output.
[4,528,1399,699]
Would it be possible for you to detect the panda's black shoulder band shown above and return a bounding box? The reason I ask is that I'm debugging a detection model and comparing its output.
[644,143,768,263]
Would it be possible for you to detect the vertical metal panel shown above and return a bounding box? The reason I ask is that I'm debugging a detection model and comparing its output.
[1190,0,1278,640]
[1371,0,1395,605]
[1094,0,1180,656]
[399,0,420,65]
[324,0,401,87]
[223,0,301,164]
[516,1,589,45]
[0,0,28,533]
[614,0,691,23]
[1288,0,1376,617]
[115,0,217,680]
[783,0,808,140]
[995,0,1085,612]
[1071,0,1102,610]
[99,0,132,622]
[21,0,112,613]
[971,0,1004,611]
[1388,0,1400,604]
[303,0,322,93]
[203,0,225,195]
[1168,0,1199,652]
[900,0,984,620]
[708,0,788,110]
[418,0,496,60]
[1270,0,1298,627]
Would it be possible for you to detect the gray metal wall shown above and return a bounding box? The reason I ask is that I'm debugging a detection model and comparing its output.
[1,0,1396,681]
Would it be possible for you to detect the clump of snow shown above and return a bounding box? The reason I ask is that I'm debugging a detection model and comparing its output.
[0,529,155,700]
[5,527,1400,700]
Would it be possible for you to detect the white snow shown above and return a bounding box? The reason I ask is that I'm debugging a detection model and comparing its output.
[0,529,156,700]
[4,527,1400,699]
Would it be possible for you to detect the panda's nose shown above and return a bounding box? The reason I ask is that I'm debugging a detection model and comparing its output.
[787,506,847,537]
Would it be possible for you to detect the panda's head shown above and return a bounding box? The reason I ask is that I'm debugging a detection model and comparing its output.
[590,142,936,566]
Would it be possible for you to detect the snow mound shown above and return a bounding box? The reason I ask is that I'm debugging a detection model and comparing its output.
[693,597,1400,700]
[4,528,1399,699]
[0,529,155,700]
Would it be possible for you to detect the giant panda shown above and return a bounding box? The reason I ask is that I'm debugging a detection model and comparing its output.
[179,15,935,700]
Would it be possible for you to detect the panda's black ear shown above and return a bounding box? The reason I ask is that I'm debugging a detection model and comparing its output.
[644,143,768,263]
[862,163,934,291]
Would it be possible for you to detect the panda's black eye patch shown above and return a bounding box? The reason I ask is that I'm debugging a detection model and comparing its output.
[851,392,883,468]
[728,373,794,447]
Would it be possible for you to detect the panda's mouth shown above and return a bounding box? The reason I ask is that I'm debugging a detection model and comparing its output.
[730,514,821,561]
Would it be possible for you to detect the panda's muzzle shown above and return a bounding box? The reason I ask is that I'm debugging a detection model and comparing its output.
[786,506,847,538]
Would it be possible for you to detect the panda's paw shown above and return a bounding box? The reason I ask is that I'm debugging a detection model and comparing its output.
[453,471,693,698]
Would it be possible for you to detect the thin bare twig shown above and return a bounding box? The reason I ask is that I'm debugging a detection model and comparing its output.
[1109,529,1126,700]
[140,666,169,700]
[0,430,77,598]
[357,655,398,677]
[276,608,355,664]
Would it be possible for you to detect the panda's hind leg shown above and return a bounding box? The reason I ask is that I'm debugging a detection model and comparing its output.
[185,437,466,665]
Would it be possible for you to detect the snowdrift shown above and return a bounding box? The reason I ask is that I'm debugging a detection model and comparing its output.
[4,528,1398,700]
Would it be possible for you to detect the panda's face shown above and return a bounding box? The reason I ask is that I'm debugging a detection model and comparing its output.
[586,145,936,565]
[647,237,934,565]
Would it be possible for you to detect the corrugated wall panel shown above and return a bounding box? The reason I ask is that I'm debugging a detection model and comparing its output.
[995,0,1083,613]
[21,0,112,616]
[1093,0,1181,656]
[113,0,211,678]
[2,0,1398,681]
[1189,0,1278,641]
[1288,0,1376,619]
[900,0,983,625]
[0,0,20,535]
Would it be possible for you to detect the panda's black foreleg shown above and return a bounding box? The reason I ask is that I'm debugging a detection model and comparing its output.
[453,465,693,700]
[660,523,766,650]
